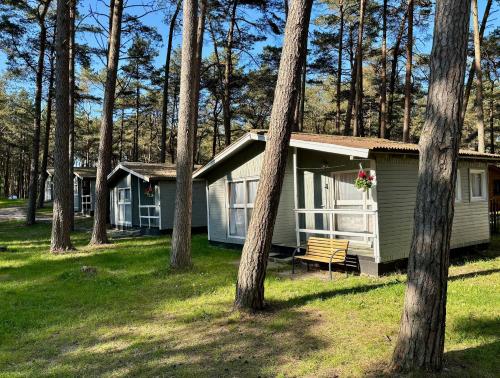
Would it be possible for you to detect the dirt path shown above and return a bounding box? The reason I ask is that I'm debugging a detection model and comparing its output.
[0,206,52,222]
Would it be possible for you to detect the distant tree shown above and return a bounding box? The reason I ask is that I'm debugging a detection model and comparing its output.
[90,0,124,245]
[402,0,413,142]
[471,0,485,152]
[234,0,313,310]
[390,0,471,371]
[51,0,73,251]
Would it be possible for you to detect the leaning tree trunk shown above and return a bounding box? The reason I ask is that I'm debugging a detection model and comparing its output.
[51,0,73,251]
[26,0,51,225]
[379,0,387,138]
[234,0,313,311]
[390,0,470,372]
[461,0,492,122]
[222,0,237,146]
[192,0,208,163]
[471,0,485,152]
[353,0,366,137]
[160,0,181,163]
[402,0,413,142]
[38,37,56,209]
[170,0,199,268]
[90,0,124,245]
[335,0,344,134]
[68,0,76,230]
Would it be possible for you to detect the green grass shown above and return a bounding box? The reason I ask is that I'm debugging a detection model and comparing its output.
[0,198,26,209]
[0,219,498,377]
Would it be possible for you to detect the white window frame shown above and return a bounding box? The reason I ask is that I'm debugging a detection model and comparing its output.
[469,169,487,202]
[455,169,462,203]
[226,176,259,239]
[117,187,132,226]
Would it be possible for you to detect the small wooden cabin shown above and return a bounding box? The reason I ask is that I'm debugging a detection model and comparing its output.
[194,131,500,276]
[47,167,96,215]
[107,162,207,231]
[488,165,500,208]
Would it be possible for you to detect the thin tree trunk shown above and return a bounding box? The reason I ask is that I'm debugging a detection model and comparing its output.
[69,0,76,229]
[234,0,313,311]
[353,0,366,137]
[488,74,495,153]
[38,32,56,209]
[293,30,308,132]
[379,0,387,138]
[160,0,181,163]
[335,0,344,134]
[90,0,124,245]
[344,24,356,135]
[26,0,51,225]
[119,107,125,161]
[212,96,219,158]
[402,0,413,142]
[222,0,237,146]
[134,66,140,161]
[471,0,485,152]
[192,0,208,163]
[390,0,470,371]
[51,0,73,251]
[170,0,199,268]
[461,0,492,121]
[4,146,10,198]
[387,10,408,133]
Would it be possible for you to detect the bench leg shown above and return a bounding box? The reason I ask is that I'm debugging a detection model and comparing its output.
[329,262,332,280]
[292,256,295,274]
[345,260,348,278]
[307,262,309,272]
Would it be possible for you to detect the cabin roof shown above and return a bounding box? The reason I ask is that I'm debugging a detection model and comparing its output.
[193,131,500,178]
[47,167,96,179]
[107,162,202,183]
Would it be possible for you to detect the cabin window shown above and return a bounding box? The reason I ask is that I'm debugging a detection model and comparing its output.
[117,187,132,225]
[493,180,500,196]
[469,169,486,201]
[73,178,79,210]
[455,169,462,202]
[227,178,259,238]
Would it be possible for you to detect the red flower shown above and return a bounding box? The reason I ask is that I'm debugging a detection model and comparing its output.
[358,170,367,179]
[368,175,374,181]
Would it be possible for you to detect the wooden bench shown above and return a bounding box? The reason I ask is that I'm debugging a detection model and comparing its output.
[292,237,349,280]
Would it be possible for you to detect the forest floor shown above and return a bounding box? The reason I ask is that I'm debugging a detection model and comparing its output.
[0,215,499,377]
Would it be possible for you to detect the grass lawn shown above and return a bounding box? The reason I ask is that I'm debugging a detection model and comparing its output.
[0,219,498,377]
[0,198,26,209]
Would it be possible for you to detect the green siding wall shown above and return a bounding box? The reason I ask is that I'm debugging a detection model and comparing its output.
[376,155,490,262]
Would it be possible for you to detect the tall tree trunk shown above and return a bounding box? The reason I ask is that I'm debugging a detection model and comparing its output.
[51,0,73,251]
[379,0,387,138]
[4,146,10,198]
[488,74,495,153]
[90,0,124,245]
[471,0,485,152]
[234,0,313,311]
[170,0,199,268]
[344,24,356,135]
[192,0,208,163]
[38,37,56,209]
[293,27,308,132]
[390,0,470,371]
[222,0,237,146]
[461,0,492,121]
[353,0,366,137]
[26,0,51,225]
[402,0,413,142]
[119,107,125,161]
[335,0,344,134]
[387,10,408,133]
[134,66,140,161]
[69,0,76,229]
[160,0,181,163]
[212,96,219,158]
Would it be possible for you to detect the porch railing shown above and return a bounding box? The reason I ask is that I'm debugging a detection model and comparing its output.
[293,208,379,261]
[139,205,160,228]
[81,194,92,213]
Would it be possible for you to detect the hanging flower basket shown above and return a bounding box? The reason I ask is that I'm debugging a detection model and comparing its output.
[144,184,155,198]
[354,170,375,192]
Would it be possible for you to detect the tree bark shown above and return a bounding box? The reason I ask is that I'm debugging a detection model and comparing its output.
[51,0,73,251]
[38,35,56,209]
[402,0,413,142]
[234,0,313,311]
[26,0,51,225]
[335,0,344,134]
[160,0,181,163]
[353,0,366,137]
[471,0,485,152]
[4,146,10,198]
[133,64,140,161]
[222,0,237,146]
[344,24,356,135]
[170,0,199,268]
[379,0,387,138]
[461,0,492,122]
[68,0,76,229]
[90,0,124,245]
[390,0,470,371]
[192,0,208,163]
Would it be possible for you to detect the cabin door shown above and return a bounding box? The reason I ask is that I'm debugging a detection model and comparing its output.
[117,187,132,226]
